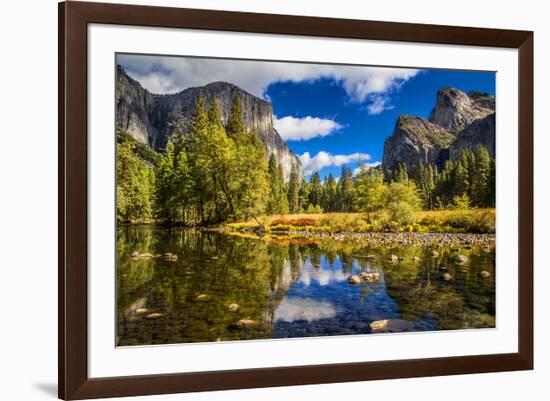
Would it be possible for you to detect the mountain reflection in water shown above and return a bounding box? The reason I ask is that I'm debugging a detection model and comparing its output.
[117,226,495,346]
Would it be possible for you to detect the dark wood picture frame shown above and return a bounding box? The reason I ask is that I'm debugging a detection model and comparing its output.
[58,1,533,399]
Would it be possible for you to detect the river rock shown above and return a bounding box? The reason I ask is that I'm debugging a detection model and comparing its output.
[370,319,415,333]
[442,273,453,281]
[135,308,148,314]
[236,319,257,328]
[439,266,448,271]
[228,303,239,312]
[131,251,139,257]
[431,250,440,257]
[456,254,469,264]
[146,312,162,319]
[313,263,321,268]
[480,271,491,278]
[195,294,212,301]
[412,256,420,261]
[348,275,361,284]
[388,254,399,261]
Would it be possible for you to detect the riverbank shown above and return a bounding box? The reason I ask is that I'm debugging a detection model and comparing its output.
[223,209,496,236]
[217,229,495,247]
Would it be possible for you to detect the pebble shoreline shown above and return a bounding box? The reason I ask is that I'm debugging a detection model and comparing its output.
[268,230,495,247]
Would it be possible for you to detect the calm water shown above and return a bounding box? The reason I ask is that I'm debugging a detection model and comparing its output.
[117,226,495,346]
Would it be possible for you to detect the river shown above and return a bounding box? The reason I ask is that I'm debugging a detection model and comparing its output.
[117,226,495,346]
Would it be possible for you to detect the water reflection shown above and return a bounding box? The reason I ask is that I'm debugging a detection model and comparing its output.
[117,227,495,346]
[274,298,338,323]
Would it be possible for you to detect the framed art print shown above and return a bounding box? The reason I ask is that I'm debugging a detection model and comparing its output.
[59,1,533,399]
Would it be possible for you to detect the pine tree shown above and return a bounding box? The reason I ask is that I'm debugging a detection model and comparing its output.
[287,165,300,213]
[298,178,310,211]
[226,96,245,138]
[472,145,491,206]
[309,172,322,207]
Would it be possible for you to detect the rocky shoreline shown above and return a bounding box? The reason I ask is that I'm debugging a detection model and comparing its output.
[262,230,494,247]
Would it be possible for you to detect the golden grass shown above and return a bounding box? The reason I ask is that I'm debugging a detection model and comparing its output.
[223,209,496,234]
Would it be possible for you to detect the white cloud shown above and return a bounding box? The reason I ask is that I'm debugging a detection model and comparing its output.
[117,54,418,112]
[352,162,382,176]
[299,151,371,176]
[274,116,342,141]
[366,95,395,115]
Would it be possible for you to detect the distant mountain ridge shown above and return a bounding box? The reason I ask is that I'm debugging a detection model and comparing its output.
[383,87,495,171]
[116,65,302,181]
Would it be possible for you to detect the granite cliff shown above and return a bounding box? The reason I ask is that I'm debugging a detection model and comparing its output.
[383,87,495,171]
[116,65,302,181]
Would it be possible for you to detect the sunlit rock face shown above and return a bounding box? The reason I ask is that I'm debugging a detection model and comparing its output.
[428,87,494,131]
[274,298,338,323]
[382,87,496,171]
[116,65,302,182]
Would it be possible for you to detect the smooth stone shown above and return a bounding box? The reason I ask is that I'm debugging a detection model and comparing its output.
[370,319,415,333]
[210,256,219,260]
[228,303,239,312]
[442,273,453,281]
[456,254,469,264]
[195,294,211,301]
[135,308,148,314]
[235,319,257,328]
[348,275,361,284]
[146,312,162,319]
[431,251,440,257]
[313,263,321,268]
[480,271,491,278]
[131,251,139,257]
[412,256,420,261]
[388,254,399,261]
[439,266,448,271]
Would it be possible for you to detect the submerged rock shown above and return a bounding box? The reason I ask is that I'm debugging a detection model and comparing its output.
[442,273,453,281]
[480,271,491,278]
[370,319,415,333]
[235,319,257,328]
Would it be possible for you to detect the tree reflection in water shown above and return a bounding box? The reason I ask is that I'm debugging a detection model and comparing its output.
[117,226,495,346]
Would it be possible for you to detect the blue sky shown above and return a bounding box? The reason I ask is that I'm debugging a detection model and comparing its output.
[118,54,495,180]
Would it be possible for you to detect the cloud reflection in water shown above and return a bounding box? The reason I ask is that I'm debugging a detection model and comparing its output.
[274,297,338,323]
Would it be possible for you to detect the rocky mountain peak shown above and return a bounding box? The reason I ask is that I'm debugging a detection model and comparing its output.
[116,66,302,182]
[428,87,495,131]
[383,87,495,172]
[383,115,455,171]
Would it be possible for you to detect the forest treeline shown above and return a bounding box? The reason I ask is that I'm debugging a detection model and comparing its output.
[117,96,495,226]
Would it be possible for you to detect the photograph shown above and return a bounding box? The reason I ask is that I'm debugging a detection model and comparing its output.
[115,53,496,346]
